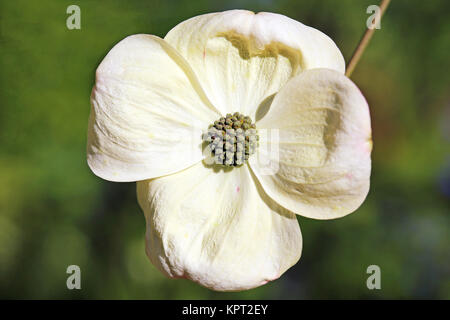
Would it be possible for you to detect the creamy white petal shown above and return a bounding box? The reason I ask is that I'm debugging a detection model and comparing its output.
[137,162,302,291]
[250,69,372,220]
[88,34,220,182]
[164,10,345,118]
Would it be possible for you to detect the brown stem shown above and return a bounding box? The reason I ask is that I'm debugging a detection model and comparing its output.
[345,0,391,77]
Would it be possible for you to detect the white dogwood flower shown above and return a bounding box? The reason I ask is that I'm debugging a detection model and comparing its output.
[87,10,372,291]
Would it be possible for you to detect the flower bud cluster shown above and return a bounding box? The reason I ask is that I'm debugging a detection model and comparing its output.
[204,112,259,166]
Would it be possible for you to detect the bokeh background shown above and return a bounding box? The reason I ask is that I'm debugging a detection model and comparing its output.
[0,0,449,299]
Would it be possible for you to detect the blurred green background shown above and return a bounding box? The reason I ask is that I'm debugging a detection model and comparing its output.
[0,0,449,299]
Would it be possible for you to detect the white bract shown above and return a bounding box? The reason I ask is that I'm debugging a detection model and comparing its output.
[87,10,372,291]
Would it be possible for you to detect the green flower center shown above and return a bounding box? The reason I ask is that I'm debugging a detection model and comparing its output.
[203,112,259,167]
